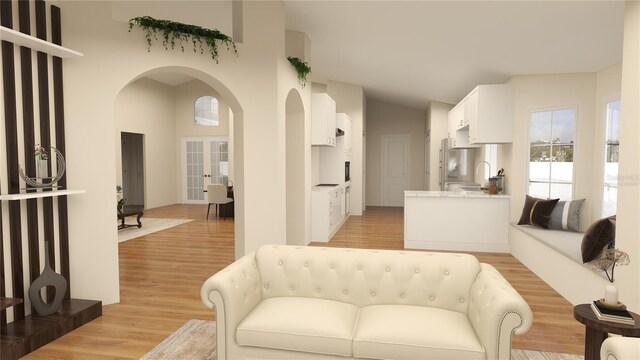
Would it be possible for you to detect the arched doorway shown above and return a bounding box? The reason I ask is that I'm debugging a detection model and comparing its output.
[114,66,245,255]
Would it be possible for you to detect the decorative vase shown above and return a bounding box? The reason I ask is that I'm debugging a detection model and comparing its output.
[604,283,619,304]
[36,158,48,179]
[28,242,67,316]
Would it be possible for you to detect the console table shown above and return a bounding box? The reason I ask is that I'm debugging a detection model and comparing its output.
[117,205,144,230]
[573,304,640,360]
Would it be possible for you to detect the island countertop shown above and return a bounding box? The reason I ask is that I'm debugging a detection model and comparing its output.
[404,190,511,199]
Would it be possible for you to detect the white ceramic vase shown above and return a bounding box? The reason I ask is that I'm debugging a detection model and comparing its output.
[36,158,48,179]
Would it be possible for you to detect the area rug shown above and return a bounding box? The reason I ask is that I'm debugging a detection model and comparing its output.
[117,218,193,243]
[141,319,215,360]
[141,319,584,360]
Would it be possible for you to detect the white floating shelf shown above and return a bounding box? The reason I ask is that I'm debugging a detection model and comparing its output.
[0,189,86,201]
[0,26,83,58]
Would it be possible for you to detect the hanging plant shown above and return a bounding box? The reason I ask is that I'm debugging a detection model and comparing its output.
[287,57,311,88]
[128,16,237,63]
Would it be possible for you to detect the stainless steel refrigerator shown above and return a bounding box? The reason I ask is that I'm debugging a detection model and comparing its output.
[439,138,477,190]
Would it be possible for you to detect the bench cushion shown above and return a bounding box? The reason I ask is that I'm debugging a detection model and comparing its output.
[236,297,359,357]
[353,305,485,360]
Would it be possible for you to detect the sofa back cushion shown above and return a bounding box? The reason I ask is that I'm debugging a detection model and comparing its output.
[255,245,481,314]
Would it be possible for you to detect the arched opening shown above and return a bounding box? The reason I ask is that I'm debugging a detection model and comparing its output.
[113,66,245,255]
[285,89,306,245]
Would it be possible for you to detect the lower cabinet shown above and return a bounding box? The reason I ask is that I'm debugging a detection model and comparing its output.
[312,184,350,242]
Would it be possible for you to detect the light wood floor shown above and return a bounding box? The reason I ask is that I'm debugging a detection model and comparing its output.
[23,205,585,359]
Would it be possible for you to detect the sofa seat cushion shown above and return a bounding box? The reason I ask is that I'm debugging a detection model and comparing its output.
[353,305,485,360]
[236,297,360,357]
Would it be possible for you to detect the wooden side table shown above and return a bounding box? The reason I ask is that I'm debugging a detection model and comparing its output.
[117,205,144,230]
[573,304,640,360]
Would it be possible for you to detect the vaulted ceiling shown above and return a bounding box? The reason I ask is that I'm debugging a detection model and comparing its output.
[284,1,625,110]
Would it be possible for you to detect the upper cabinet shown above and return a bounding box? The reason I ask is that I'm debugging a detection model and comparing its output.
[464,84,514,144]
[337,113,352,160]
[448,103,480,149]
[312,93,337,146]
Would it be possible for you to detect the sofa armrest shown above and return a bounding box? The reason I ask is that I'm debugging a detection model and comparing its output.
[200,252,262,360]
[468,263,533,360]
[601,337,640,360]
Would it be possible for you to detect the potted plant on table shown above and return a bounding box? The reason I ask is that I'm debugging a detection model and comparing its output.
[592,248,630,305]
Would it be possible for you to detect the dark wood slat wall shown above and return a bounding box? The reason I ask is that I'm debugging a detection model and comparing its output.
[34,0,57,304]
[2,0,27,322]
[19,0,44,312]
[51,5,71,299]
[1,0,73,322]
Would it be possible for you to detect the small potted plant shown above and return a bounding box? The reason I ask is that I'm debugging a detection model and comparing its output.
[116,185,124,213]
[592,248,630,305]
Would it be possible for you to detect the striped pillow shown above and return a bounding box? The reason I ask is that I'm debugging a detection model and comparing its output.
[549,199,585,232]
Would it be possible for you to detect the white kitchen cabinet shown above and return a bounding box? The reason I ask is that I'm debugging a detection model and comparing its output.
[465,84,514,144]
[312,93,337,146]
[337,113,352,160]
[448,103,480,149]
[312,184,350,242]
[404,191,510,253]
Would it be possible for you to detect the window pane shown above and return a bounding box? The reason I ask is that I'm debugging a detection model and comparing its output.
[603,100,620,216]
[529,161,551,182]
[528,183,549,199]
[530,111,552,143]
[195,96,220,126]
[550,183,572,201]
[550,156,573,183]
[551,109,576,145]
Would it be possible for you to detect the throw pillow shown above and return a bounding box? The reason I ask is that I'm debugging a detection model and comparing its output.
[549,199,586,232]
[517,195,560,229]
[581,215,616,263]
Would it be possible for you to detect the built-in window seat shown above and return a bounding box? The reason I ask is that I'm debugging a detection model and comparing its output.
[510,223,609,305]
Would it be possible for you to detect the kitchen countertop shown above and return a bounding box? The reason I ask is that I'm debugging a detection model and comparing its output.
[312,181,351,192]
[405,190,511,199]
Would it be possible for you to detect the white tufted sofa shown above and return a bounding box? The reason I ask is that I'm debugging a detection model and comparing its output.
[601,337,640,360]
[201,245,533,360]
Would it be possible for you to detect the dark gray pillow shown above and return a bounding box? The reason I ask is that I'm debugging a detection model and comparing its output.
[549,199,585,232]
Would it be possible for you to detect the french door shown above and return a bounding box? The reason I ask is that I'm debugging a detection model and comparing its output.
[182,137,229,204]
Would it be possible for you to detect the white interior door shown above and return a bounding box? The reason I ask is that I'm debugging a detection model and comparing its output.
[382,135,410,207]
[182,137,229,204]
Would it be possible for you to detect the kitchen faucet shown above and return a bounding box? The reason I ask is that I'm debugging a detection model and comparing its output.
[475,161,491,180]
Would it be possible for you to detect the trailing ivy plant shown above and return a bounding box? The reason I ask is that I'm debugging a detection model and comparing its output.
[128,16,237,63]
[287,57,311,88]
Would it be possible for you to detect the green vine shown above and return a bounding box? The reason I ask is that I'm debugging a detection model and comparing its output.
[287,57,311,88]
[128,16,237,63]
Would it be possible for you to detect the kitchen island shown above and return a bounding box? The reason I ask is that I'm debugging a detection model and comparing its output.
[404,190,510,253]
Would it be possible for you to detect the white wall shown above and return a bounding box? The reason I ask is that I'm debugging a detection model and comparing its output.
[366,100,426,206]
[58,0,297,304]
[504,73,597,229]
[426,101,453,191]
[327,81,366,215]
[114,78,177,209]
[616,0,640,313]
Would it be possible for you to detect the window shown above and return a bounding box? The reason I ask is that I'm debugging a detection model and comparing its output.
[602,100,620,217]
[194,96,219,126]
[528,108,576,200]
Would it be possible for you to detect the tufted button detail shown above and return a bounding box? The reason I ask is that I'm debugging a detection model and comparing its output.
[343,290,348,295]
[415,268,420,273]
[371,292,376,297]
[278,261,283,265]
[290,286,295,291]
[444,271,450,276]
[400,293,405,299]
[304,262,309,267]
[358,265,363,270]
[264,284,269,289]
[330,264,335,269]
[316,288,321,293]
[429,296,435,301]
[460,298,465,303]
[386,267,391,272]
